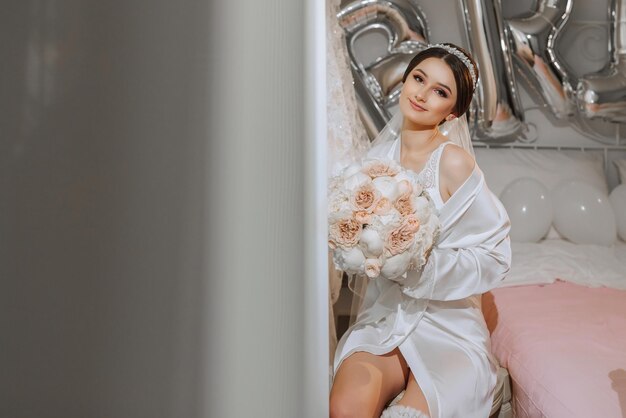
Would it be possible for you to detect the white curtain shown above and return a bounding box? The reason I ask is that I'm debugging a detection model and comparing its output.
[326,0,370,368]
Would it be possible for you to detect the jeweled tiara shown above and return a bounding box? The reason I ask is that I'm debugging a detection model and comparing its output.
[429,43,477,89]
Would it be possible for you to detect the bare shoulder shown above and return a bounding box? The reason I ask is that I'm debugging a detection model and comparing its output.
[439,143,475,187]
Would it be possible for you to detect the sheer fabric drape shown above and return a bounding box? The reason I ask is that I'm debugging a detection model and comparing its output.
[326,0,370,368]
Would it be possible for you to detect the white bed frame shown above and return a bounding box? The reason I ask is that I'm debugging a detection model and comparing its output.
[474,141,626,191]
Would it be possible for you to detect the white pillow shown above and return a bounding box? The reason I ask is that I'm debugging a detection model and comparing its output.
[613,158,626,184]
[544,227,563,240]
[475,148,608,240]
[475,148,608,196]
[501,240,626,289]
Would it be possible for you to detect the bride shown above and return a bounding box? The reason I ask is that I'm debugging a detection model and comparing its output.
[329,43,512,418]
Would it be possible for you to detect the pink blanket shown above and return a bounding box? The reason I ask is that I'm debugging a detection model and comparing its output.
[482,281,626,418]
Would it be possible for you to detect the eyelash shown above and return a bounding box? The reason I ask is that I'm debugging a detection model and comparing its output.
[413,74,448,98]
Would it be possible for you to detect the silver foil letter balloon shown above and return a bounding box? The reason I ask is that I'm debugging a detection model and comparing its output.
[337,0,429,137]
[577,0,626,122]
[460,0,526,141]
[507,0,577,119]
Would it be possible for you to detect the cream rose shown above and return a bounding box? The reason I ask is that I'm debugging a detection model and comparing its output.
[373,197,393,215]
[352,183,377,211]
[362,159,401,178]
[394,195,414,216]
[329,218,362,248]
[385,224,416,256]
[364,258,382,278]
[403,214,421,233]
[354,210,371,224]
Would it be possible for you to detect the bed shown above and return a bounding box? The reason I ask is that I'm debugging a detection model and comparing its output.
[482,240,626,417]
[475,147,626,417]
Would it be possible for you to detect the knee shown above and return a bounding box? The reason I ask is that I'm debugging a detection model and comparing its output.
[329,392,373,418]
[329,402,359,418]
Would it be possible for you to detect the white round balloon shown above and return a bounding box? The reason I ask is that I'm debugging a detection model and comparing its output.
[500,177,553,242]
[609,184,626,242]
[553,180,617,246]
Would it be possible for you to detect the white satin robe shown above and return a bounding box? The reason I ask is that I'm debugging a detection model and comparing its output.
[332,139,512,418]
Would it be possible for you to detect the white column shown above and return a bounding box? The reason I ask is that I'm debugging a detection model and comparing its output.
[206,0,328,417]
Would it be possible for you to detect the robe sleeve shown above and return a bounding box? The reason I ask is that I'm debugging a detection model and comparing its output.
[401,181,512,302]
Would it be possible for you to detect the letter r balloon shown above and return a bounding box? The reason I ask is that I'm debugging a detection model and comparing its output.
[506,0,577,119]
[460,0,527,141]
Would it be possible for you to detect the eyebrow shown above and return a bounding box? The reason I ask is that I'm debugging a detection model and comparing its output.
[415,69,452,94]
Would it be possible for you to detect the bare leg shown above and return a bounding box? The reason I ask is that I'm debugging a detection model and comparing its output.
[394,370,431,416]
[330,348,409,418]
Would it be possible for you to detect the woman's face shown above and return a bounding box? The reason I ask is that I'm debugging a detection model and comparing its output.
[399,57,458,128]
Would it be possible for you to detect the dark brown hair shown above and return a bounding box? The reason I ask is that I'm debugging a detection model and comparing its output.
[401,43,478,120]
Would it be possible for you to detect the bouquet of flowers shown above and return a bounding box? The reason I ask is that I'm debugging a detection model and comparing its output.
[328,158,439,281]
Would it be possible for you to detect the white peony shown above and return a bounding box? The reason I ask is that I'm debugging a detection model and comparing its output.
[328,209,352,224]
[413,196,431,220]
[380,251,412,280]
[334,246,366,273]
[328,193,353,222]
[372,176,401,202]
[359,228,384,257]
[343,171,372,191]
[393,171,412,183]
[369,210,402,236]
[394,172,423,195]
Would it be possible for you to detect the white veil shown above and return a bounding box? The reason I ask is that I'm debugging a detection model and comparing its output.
[347,110,476,325]
[440,113,475,158]
[369,110,475,157]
